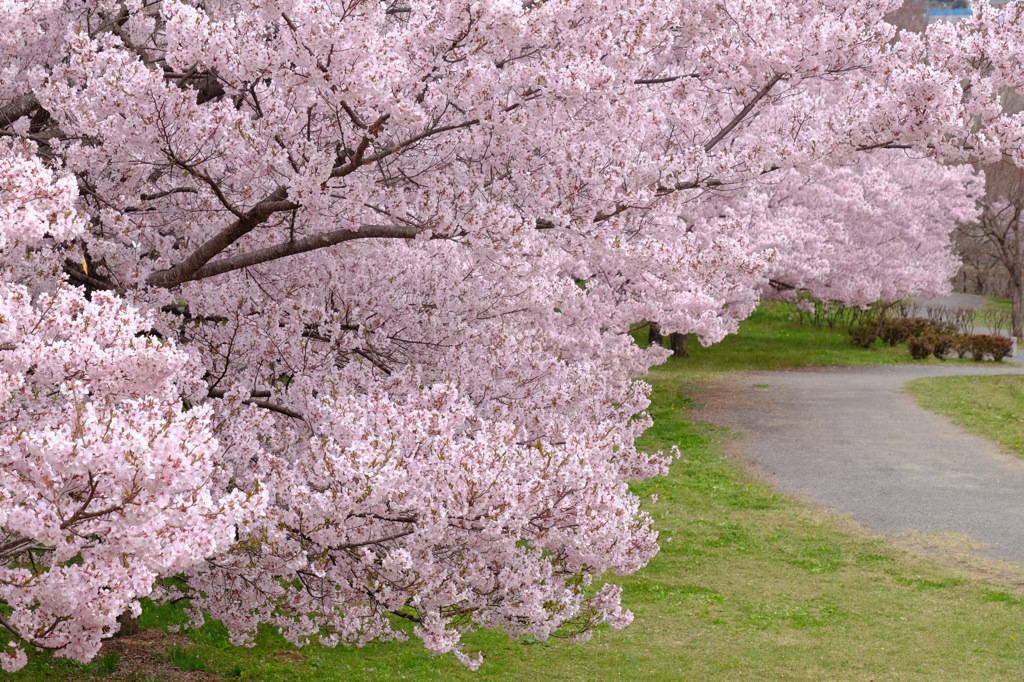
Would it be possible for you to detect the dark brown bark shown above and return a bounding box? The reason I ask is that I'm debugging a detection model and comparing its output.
[0,93,40,128]
[1013,272,1024,341]
[146,187,296,287]
[116,611,141,638]
[648,322,663,348]
[670,332,689,358]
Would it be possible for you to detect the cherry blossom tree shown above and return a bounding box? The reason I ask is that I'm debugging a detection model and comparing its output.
[0,138,261,671]
[0,0,1021,671]
[749,152,983,307]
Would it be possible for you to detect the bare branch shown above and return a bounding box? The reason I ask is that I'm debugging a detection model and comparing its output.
[167,154,246,218]
[358,91,539,167]
[350,347,394,375]
[140,187,198,201]
[63,259,117,291]
[856,141,913,152]
[388,609,423,623]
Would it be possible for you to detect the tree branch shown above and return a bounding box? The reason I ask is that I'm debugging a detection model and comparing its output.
[703,73,784,153]
[146,186,298,287]
[358,91,539,167]
[140,187,199,201]
[207,388,305,421]
[634,73,699,85]
[63,259,117,291]
[0,93,39,129]
[174,224,421,284]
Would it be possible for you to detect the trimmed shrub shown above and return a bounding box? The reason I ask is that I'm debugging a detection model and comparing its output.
[849,324,878,348]
[930,335,954,360]
[945,334,1014,361]
[969,334,1013,362]
[879,318,912,346]
[878,318,950,346]
[908,336,934,360]
[970,338,986,362]
[951,334,973,359]
[989,336,1014,362]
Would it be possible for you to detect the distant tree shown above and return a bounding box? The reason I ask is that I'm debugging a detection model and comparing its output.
[958,162,1024,338]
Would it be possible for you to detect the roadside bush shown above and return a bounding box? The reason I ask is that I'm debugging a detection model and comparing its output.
[848,320,1012,362]
[849,323,878,348]
[940,334,1014,361]
[879,318,914,346]
[989,336,1014,362]
[969,335,1013,362]
[878,318,951,346]
[930,335,954,360]
[908,336,934,360]
[951,334,973,359]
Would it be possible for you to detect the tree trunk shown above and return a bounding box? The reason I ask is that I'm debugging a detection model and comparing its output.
[1013,215,1024,341]
[669,332,689,358]
[648,322,663,348]
[116,610,141,638]
[1013,273,1024,341]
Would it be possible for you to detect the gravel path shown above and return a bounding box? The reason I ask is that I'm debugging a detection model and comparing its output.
[697,363,1024,562]
[911,293,989,310]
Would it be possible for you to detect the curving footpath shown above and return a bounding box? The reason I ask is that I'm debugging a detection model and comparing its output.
[697,363,1024,563]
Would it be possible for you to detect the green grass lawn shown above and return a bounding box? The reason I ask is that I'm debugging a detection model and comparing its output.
[906,374,1024,457]
[639,302,959,371]
[978,296,1012,318]
[16,301,1024,681]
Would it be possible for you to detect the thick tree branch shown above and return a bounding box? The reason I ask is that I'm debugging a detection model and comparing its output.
[634,73,699,85]
[207,388,305,420]
[703,73,784,153]
[768,278,797,291]
[140,187,198,201]
[174,224,421,284]
[856,141,913,151]
[63,259,117,291]
[0,93,40,129]
[146,187,297,287]
[147,88,544,289]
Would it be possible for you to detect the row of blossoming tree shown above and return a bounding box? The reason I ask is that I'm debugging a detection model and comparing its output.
[0,0,1021,672]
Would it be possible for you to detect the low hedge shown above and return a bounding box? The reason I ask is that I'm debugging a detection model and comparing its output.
[849,317,957,349]
[909,333,1013,362]
[849,324,878,348]
[908,336,935,360]
[879,318,955,346]
[968,334,1013,362]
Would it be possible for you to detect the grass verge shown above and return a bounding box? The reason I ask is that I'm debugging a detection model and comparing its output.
[978,296,1012,319]
[906,374,1024,457]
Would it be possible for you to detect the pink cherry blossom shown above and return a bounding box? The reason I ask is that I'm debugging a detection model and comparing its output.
[0,0,1021,671]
